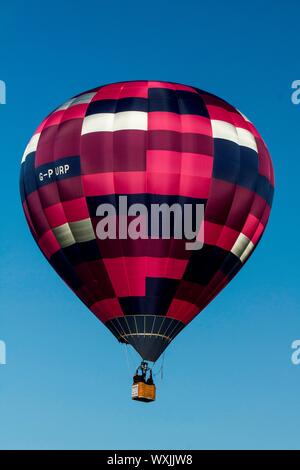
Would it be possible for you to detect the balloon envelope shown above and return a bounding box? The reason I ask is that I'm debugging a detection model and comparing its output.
[20,81,274,361]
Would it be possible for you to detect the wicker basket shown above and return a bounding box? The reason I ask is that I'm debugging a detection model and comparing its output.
[132,382,156,402]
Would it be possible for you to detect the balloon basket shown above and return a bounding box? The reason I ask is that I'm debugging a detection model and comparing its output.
[132,382,156,402]
[131,361,156,403]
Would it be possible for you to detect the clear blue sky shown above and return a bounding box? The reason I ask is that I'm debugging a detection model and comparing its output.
[1,0,299,450]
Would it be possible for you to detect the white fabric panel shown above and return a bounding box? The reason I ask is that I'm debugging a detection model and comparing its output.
[211,120,257,152]
[53,223,75,248]
[211,120,238,144]
[240,240,255,263]
[69,219,96,243]
[236,127,258,152]
[21,133,41,163]
[231,233,252,261]
[68,92,97,106]
[81,111,148,135]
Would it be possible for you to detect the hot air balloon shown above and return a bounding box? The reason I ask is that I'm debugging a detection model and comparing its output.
[20,81,274,402]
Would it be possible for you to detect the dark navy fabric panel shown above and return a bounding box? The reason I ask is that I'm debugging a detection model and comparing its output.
[50,250,82,290]
[86,97,148,115]
[212,139,273,205]
[256,175,274,206]
[238,147,259,191]
[212,139,240,184]
[22,153,37,197]
[184,244,241,285]
[23,155,82,197]
[148,88,210,117]
[62,240,101,265]
[146,278,179,301]
[119,296,172,316]
[119,278,180,315]
[219,251,242,278]
[36,156,81,188]
[87,194,206,214]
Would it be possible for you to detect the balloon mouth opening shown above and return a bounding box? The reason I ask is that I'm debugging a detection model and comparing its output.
[105,315,185,362]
